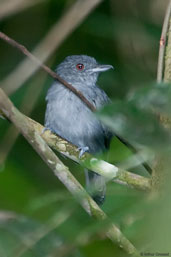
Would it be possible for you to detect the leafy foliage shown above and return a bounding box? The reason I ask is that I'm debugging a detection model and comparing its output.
[97,83,171,151]
[0,0,171,256]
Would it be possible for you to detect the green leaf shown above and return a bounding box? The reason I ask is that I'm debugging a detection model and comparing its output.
[97,99,171,150]
[128,83,171,116]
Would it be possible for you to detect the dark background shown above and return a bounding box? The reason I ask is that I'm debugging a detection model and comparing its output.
[0,1,170,256]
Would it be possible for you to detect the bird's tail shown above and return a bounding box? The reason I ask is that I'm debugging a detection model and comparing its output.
[84,169,106,205]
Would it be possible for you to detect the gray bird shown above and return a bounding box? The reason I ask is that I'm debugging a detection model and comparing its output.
[45,55,113,205]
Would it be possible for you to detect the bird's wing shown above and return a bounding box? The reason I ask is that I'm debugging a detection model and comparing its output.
[93,87,113,149]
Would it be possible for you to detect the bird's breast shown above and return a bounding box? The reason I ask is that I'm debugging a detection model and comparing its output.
[45,84,106,152]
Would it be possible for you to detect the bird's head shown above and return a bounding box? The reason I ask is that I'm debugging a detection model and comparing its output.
[56,55,113,86]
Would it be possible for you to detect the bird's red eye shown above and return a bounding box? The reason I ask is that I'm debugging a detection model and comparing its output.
[76,63,84,70]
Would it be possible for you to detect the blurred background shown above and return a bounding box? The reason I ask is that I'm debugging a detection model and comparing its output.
[0,0,170,256]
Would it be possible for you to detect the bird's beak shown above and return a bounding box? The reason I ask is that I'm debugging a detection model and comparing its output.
[91,64,114,73]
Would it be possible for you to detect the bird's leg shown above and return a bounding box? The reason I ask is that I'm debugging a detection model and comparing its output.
[78,146,89,158]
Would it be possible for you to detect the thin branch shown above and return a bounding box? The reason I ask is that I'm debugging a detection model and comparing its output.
[157,0,171,83]
[153,1,171,189]
[0,30,150,190]
[0,88,137,255]
[0,32,150,190]
[0,92,151,191]
[164,4,171,82]
[0,31,95,112]
[1,0,103,96]
[0,29,152,174]
[0,6,151,187]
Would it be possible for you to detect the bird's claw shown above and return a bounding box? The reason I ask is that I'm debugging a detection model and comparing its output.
[41,127,50,135]
[78,146,89,158]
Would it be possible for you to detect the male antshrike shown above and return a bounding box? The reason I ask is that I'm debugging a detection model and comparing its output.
[45,55,113,205]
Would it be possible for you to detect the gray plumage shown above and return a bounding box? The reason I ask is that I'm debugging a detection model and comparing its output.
[45,55,113,205]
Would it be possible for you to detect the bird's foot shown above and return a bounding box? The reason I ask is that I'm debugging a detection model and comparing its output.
[41,127,50,135]
[78,146,89,158]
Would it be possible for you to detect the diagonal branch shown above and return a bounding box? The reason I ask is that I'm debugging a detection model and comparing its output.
[0,90,151,191]
[1,0,103,96]
[0,30,152,174]
[0,31,95,111]
[0,32,151,191]
[0,88,138,255]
